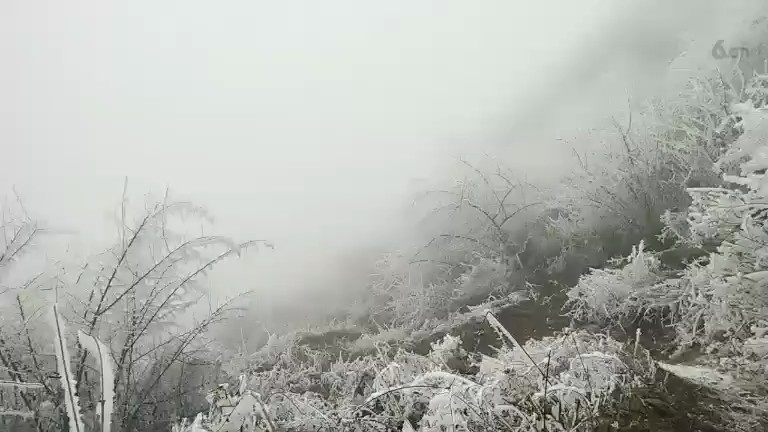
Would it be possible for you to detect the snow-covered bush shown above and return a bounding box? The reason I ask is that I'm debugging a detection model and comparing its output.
[456,256,509,299]
[176,315,654,432]
[546,62,742,281]
[565,72,768,397]
[363,250,462,329]
[172,376,274,432]
[566,240,664,324]
[671,98,768,345]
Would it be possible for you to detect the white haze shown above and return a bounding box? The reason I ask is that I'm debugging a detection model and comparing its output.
[1,1,766,309]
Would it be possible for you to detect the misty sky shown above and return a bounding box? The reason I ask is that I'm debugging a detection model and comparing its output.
[2,1,763,300]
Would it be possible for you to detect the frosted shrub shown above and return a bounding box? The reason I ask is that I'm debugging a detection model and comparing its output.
[365,250,464,329]
[176,316,653,432]
[389,281,458,328]
[566,74,768,360]
[456,256,508,298]
[674,102,768,345]
[499,330,652,399]
[427,334,465,368]
[684,187,746,244]
[372,350,434,393]
[566,240,663,323]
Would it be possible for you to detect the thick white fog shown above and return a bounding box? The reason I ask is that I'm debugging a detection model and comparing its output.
[1,0,765,307]
[7,4,768,430]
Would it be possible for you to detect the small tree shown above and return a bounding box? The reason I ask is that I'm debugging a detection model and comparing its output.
[0,195,60,432]
[413,158,543,289]
[357,159,543,330]
[60,185,270,432]
[0,184,271,432]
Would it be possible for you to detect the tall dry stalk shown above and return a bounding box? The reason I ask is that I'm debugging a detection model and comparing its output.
[51,304,85,432]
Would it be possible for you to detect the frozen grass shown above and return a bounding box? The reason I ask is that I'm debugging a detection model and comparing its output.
[175,314,655,432]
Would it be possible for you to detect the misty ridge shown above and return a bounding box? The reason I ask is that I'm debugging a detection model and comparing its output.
[3,1,768,431]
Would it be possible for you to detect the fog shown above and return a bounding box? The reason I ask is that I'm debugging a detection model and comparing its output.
[1,0,765,308]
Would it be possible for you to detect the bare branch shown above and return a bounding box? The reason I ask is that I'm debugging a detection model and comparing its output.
[499,202,544,228]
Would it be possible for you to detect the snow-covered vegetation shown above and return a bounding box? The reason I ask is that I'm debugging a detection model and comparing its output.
[172,325,656,432]
[5,10,768,432]
[566,72,768,427]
